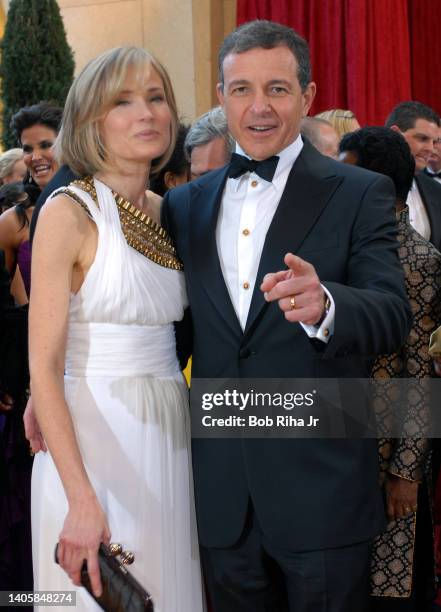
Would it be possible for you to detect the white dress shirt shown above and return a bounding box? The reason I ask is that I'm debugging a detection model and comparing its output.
[216,135,334,341]
[407,180,431,240]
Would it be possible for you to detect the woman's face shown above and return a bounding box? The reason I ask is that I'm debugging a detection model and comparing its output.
[100,65,172,170]
[21,124,59,188]
[3,158,27,184]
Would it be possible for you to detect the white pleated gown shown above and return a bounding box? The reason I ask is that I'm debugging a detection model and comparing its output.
[31,179,204,611]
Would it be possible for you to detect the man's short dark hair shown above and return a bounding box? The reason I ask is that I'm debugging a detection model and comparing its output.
[218,20,311,91]
[11,101,63,144]
[385,101,440,131]
[339,126,415,202]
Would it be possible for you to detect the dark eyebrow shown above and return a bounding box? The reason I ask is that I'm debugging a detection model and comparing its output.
[227,79,250,89]
[267,79,292,88]
[227,79,292,89]
[22,139,53,147]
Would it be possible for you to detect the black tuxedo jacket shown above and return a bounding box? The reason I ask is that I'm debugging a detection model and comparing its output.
[162,140,412,551]
[414,171,441,251]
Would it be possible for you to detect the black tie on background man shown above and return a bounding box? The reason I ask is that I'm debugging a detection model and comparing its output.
[162,20,412,612]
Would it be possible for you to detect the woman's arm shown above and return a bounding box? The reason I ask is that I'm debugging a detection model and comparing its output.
[0,208,33,304]
[30,195,108,596]
[10,267,28,305]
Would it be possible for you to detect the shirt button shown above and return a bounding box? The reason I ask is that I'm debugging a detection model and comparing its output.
[242,228,250,236]
[323,328,329,337]
[251,180,258,188]
[243,282,250,290]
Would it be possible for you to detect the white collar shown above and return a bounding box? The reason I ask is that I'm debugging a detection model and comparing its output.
[231,135,304,191]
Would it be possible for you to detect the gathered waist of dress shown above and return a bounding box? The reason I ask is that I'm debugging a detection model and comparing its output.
[65,321,182,379]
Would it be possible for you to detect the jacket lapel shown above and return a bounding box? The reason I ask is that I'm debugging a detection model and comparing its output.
[244,142,343,337]
[415,173,441,249]
[190,167,243,336]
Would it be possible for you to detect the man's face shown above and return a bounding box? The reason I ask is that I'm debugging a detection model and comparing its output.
[428,127,441,173]
[217,46,316,160]
[392,118,439,172]
[190,136,229,179]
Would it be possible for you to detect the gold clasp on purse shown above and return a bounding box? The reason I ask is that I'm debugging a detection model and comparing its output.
[109,542,123,556]
[109,542,135,564]
[120,551,135,565]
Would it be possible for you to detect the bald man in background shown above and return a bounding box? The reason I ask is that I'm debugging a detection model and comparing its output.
[300,116,340,159]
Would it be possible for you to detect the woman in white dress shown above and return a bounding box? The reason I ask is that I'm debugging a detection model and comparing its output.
[30,47,204,611]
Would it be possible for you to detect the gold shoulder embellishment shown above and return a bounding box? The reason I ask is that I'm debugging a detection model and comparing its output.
[71,177,183,271]
[51,186,93,219]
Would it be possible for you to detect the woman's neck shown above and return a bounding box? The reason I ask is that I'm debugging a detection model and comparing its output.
[95,164,150,211]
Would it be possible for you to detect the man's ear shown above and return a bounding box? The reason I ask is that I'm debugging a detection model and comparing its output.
[302,82,316,117]
[389,125,402,134]
[164,171,177,190]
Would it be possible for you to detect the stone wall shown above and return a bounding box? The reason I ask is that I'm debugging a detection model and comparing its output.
[0,0,236,122]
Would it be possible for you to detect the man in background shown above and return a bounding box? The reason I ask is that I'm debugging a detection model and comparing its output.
[300,116,339,158]
[385,101,441,250]
[184,106,234,179]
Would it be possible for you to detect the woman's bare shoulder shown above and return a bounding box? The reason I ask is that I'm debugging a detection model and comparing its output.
[0,206,24,247]
[34,194,95,257]
[39,193,92,227]
[0,206,22,230]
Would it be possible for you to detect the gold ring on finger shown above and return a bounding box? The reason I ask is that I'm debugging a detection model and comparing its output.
[289,295,296,310]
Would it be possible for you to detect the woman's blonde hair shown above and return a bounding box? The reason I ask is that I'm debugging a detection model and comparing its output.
[315,109,359,139]
[0,148,24,182]
[55,46,178,177]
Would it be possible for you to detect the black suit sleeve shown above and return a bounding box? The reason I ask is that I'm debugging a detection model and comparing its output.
[322,175,412,359]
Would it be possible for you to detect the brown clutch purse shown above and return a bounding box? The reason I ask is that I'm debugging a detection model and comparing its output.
[55,542,154,611]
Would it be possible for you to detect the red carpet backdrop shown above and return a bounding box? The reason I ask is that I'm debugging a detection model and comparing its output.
[237,0,441,125]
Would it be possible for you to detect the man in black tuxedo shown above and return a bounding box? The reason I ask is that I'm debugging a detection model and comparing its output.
[385,101,441,251]
[162,20,412,612]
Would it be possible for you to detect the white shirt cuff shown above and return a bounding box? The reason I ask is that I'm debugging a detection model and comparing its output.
[300,285,335,344]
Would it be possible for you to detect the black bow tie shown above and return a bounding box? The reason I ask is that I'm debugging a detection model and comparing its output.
[228,153,279,182]
[424,167,441,179]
